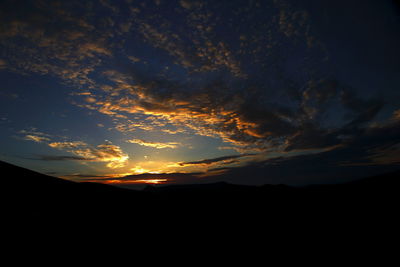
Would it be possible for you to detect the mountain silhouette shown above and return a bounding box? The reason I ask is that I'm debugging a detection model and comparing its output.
[4,160,399,225]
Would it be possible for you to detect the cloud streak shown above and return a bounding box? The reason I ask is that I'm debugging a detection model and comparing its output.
[126,139,181,149]
[38,155,91,161]
[23,135,50,143]
[178,154,257,167]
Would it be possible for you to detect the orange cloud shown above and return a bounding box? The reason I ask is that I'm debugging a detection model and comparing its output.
[393,110,400,121]
[0,59,6,69]
[48,141,129,168]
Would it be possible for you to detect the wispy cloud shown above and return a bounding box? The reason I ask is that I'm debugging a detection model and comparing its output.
[27,155,91,161]
[393,109,400,121]
[49,141,129,168]
[23,135,50,143]
[178,154,257,167]
[126,139,181,149]
[19,128,129,168]
[19,128,52,143]
[0,59,6,69]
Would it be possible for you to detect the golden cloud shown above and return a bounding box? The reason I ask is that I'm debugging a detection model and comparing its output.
[24,135,50,143]
[130,161,185,174]
[393,110,400,121]
[126,139,181,149]
[48,141,87,149]
[0,59,6,69]
[48,141,129,168]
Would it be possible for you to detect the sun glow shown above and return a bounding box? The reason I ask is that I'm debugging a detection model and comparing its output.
[129,161,186,174]
[130,166,151,174]
[103,179,169,185]
[132,179,169,184]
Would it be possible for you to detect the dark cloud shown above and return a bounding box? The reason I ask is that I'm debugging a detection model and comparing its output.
[179,154,256,166]
[237,102,297,138]
[210,120,400,185]
[33,155,91,161]
[284,123,340,152]
[340,89,384,129]
[91,62,393,157]
[63,174,114,179]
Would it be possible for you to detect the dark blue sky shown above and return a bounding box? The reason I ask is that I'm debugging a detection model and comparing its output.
[0,0,399,186]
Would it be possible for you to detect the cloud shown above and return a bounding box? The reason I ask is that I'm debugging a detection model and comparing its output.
[283,124,340,152]
[92,143,130,168]
[126,139,181,149]
[0,0,116,88]
[78,42,112,57]
[208,119,400,185]
[3,0,329,154]
[179,0,193,10]
[366,144,400,165]
[22,133,129,168]
[178,154,257,167]
[76,66,390,156]
[48,141,87,149]
[393,110,400,121]
[31,155,91,161]
[63,174,114,178]
[82,120,400,186]
[0,59,6,69]
[5,0,399,174]
[85,117,400,186]
[23,135,50,143]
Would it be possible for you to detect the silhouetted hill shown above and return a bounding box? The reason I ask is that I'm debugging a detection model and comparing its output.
[3,160,400,224]
[3,160,134,195]
[3,160,145,219]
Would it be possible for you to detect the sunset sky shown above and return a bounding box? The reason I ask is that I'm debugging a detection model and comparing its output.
[1,0,399,187]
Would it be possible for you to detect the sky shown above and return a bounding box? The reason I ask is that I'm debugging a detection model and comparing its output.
[0,0,399,187]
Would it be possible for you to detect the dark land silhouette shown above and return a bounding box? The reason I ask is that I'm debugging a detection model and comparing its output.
[4,160,399,225]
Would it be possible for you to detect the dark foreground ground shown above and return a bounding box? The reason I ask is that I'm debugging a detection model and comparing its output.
[5,159,398,261]
[3,160,400,231]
